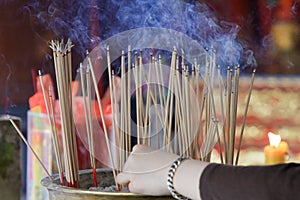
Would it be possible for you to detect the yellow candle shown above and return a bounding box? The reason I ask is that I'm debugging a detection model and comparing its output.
[264,132,288,165]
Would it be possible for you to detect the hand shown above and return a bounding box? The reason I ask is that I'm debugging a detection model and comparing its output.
[116,145,179,196]
[117,144,209,199]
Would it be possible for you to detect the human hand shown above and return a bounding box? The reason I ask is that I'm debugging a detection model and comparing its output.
[116,145,179,196]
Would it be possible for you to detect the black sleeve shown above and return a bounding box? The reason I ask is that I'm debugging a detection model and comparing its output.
[199,163,300,200]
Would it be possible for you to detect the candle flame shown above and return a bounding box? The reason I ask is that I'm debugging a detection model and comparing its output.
[268,132,281,147]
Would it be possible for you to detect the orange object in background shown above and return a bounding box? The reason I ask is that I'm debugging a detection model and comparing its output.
[29,93,47,113]
[29,74,55,114]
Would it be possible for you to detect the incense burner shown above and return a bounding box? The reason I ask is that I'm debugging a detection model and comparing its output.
[42,168,172,200]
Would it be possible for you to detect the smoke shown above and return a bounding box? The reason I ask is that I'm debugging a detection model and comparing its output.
[25,0,256,71]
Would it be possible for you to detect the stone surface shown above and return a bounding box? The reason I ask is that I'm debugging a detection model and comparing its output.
[0,115,21,200]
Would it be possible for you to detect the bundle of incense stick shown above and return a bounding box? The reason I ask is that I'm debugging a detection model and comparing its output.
[102,46,255,169]
[49,39,79,187]
[38,40,254,190]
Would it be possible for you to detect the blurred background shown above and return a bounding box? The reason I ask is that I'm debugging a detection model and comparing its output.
[1,0,300,199]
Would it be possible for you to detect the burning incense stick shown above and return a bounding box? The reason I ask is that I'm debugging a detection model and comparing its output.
[228,66,240,164]
[163,48,176,147]
[106,46,121,170]
[133,53,141,145]
[139,54,145,142]
[217,66,226,163]
[235,69,256,165]
[9,117,53,182]
[194,65,202,159]
[126,46,132,160]
[120,50,126,166]
[111,70,121,170]
[87,68,98,187]
[144,54,153,145]
[225,67,232,162]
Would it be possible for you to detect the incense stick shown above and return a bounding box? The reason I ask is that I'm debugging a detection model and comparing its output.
[120,50,126,168]
[144,55,153,145]
[9,117,54,182]
[106,47,120,170]
[87,52,118,188]
[39,70,64,184]
[86,68,97,187]
[138,54,145,141]
[126,46,132,160]
[133,53,141,145]
[235,69,256,165]
[225,67,232,162]
[49,87,64,185]
[217,66,226,163]
[80,64,97,187]
[228,66,240,164]
[111,70,121,170]
[163,48,176,148]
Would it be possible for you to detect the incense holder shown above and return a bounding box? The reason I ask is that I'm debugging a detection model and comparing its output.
[42,168,172,200]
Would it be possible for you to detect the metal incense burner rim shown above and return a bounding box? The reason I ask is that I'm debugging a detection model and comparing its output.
[41,168,172,199]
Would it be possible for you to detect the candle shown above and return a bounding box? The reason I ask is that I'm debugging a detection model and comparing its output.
[264,132,288,165]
